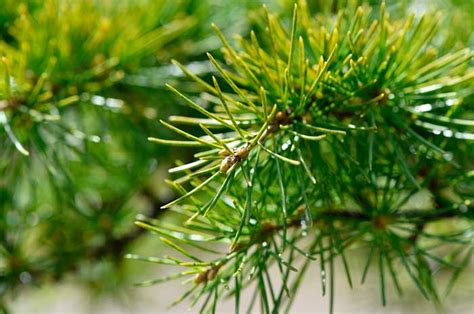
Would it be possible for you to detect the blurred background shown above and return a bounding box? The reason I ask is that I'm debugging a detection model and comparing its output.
[0,0,472,312]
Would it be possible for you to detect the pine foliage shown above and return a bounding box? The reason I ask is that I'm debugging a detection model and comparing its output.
[135,1,473,312]
[0,0,472,312]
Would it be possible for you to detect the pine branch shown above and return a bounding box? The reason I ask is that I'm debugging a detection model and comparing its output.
[138,1,474,312]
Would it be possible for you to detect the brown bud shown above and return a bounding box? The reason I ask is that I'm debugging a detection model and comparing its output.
[234,145,249,159]
[193,271,207,284]
[275,109,292,125]
[220,156,237,173]
[275,111,286,122]
[206,265,221,281]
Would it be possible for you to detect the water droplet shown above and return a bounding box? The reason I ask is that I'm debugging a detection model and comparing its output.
[443,152,453,161]
[105,98,124,109]
[321,270,326,285]
[443,130,453,138]
[90,135,101,143]
[446,98,458,107]
[281,139,292,151]
[20,272,32,284]
[91,95,106,106]
[300,220,308,237]
[413,103,432,113]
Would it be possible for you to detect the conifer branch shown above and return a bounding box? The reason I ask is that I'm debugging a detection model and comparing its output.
[139,1,474,312]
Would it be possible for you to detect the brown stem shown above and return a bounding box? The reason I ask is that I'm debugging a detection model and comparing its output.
[194,205,473,283]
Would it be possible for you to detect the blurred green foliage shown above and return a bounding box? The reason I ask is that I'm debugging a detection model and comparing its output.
[0,0,262,307]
